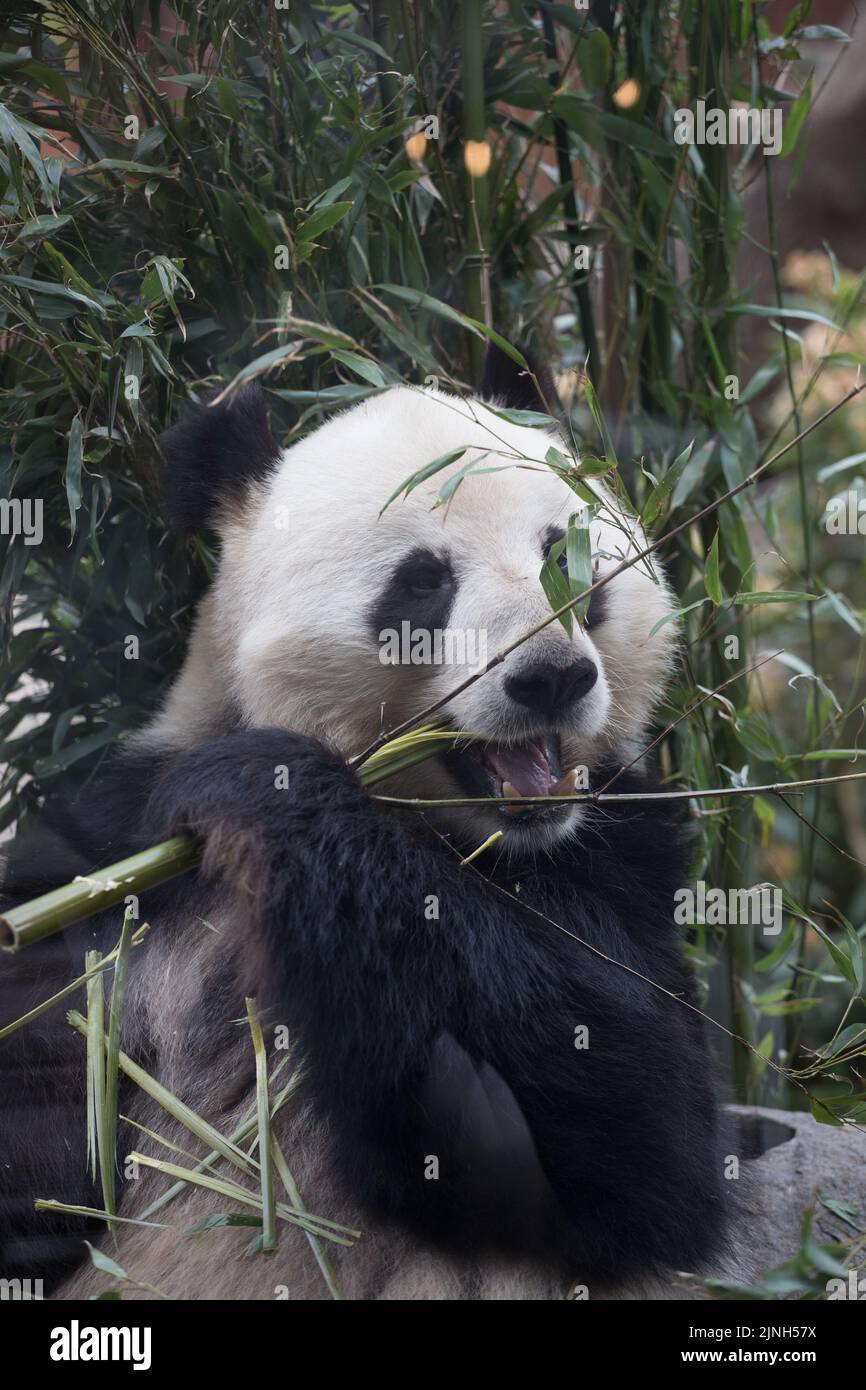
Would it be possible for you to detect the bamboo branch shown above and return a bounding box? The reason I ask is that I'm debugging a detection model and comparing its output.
[4,764,866,952]
[373,769,866,810]
[0,837,199,952]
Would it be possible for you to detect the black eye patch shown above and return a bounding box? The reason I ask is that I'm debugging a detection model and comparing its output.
[368,548,456,643]
[543,527,608,631]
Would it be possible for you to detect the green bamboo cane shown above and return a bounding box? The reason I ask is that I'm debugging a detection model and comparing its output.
[462,0,489,376]
[246,998,277,1256]
[0,837,199,952]
[0,728,462,952]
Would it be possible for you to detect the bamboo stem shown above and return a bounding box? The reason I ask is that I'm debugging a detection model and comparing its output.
[373,769,866,808]
[246,998,277,1255]
[0,836,199,952]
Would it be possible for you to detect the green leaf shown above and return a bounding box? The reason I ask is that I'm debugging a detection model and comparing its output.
[732,590,818,604]
[816,450,866,482]
[539,539,574,637]
[643,442,693,526]
[379,448,469,515]
[648,598,710,637]
[732,302,842,332]
[808,918,861,991]
[791,26,850,42]
[331,350,386,388]
[755,922,795,973]
[801,748,866,761]
[297,202,353,244]
[576,29,612,92]
[704,529,722,604]
[581,374,618,466]
[780,75,812,159]
[0,274,105,313]
[17,213,72,240]
[65,416,83,535]
[85,1243,129,1281]
[566,510,594,623]
[379,283,477,333]
[0,101,56,206]
[308,177,354,210]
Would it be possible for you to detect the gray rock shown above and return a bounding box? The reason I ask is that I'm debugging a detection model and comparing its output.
[723,1104,865,1277]
[607,1105,865,1300]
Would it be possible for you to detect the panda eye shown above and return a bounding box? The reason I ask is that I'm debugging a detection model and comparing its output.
[402,557,451,597]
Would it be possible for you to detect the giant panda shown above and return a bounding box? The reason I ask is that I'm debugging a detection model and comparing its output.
[0,350,729,1301]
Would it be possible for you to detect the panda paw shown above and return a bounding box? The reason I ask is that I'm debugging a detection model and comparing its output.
[144,727,361,847]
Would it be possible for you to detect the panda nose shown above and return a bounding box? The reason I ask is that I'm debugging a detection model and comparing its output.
[504,658,598,719]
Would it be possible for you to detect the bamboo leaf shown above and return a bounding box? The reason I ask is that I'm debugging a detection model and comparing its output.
[297,201,353,244]
[705,529,722,605]
[780,75,812,159]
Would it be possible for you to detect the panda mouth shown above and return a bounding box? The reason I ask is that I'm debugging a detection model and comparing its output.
[447,735,578,821]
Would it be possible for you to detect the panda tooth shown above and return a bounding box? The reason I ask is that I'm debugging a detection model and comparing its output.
[551,768,578,796]
[501,780,527,812]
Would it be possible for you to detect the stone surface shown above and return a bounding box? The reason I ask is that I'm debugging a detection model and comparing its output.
[614,1104,866,1300]
[723,1104,866,1278]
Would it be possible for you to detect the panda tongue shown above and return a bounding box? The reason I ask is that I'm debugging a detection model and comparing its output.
[483,742,553,798]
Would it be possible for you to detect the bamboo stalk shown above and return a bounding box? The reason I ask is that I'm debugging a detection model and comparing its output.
[138,1059,299,1220]
[130,1152,356,1245]
[0,836,198,951]
[85,951,106,1190]
[373,770,866,808]
[462,0,489,376]
[246,998,276,1255]
[102,906,136,1236]
[4,762,866,952]
[67,1009,257,1177]
[0,730,470,951]
[270,1134,346,1301]
[537,2,601,385]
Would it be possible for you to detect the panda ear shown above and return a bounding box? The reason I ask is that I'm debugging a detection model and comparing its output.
[160,383,281,531]
[478,341,559,414]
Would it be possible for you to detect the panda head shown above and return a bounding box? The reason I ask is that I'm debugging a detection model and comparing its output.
[153,356,676,855]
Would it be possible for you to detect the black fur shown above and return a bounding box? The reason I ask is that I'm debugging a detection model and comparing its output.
[479,342,559,414]
[146,731,723,1277]
[1,729,728,1287]
[161,383,281,531]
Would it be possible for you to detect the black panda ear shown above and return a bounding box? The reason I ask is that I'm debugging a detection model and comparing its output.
[478,341,559,414]
[160,383,281,532]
